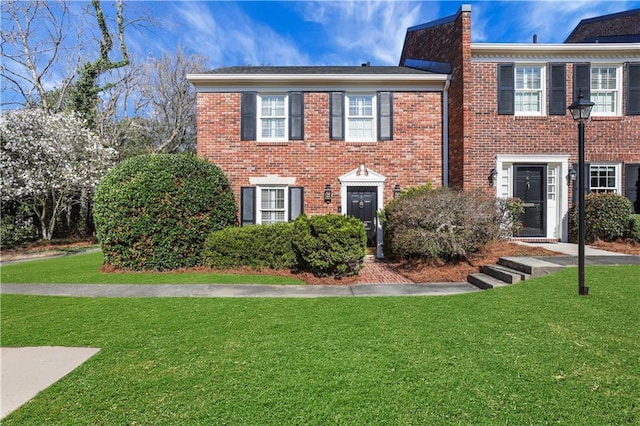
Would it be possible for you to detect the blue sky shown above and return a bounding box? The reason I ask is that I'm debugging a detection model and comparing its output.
[125,0,640,69]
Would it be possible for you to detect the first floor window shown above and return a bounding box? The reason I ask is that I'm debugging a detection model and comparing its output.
[591,66,620,116]
[590,164,619,193]
[258,94,287,141]
[515,65,544,115]
[346,94,375,141]
[260,187,286,224]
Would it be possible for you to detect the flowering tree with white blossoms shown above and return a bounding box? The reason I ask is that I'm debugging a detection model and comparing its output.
[1,109,117,240]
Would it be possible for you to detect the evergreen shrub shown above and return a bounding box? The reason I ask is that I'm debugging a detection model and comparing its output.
[569,193,632,243]
[203,223,296,270]
[381,187,503,261]
[93,154,237,270]
[292,214,366,278]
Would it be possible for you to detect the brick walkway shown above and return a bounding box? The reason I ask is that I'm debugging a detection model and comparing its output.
[355,257,413,284]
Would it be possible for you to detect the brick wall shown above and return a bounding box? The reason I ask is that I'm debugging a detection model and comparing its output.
[565,11,640,42]
[466,62,640,196]
[196,91,443,217]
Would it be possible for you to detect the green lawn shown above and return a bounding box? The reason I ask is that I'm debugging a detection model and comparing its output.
[1,265,639,424]
[0,251,303,284]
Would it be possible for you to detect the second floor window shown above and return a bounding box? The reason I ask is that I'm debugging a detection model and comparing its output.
[591,67,619,116]
[515,66,544,115]
[258,95,287,141]
[346,94,376,141]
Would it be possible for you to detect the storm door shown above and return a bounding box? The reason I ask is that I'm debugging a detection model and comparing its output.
[347,187,377,247]
[514,165,546,237]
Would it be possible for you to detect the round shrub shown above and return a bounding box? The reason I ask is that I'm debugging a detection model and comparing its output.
[203,223,295,270]
[381,187,503,261]
[569,192,632,243]
[292,214,366,278]
[627,215,640,242]
[93,153,237,270]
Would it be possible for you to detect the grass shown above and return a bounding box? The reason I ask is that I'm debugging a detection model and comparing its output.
[0,251,303,285]
[1,264,639,424]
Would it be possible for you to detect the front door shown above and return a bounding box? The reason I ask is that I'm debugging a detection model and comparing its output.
[347,187,377,247]
[514,165,546,237]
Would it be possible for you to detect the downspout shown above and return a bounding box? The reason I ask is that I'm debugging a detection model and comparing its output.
[442,75,451,187]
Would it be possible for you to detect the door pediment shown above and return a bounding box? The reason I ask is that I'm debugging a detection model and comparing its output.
[339,164,386,185]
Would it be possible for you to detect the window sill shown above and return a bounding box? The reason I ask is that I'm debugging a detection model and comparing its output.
[514,115,547,120]
[256,141,291,146]
[590,116,623,121]
[345,141,379,146]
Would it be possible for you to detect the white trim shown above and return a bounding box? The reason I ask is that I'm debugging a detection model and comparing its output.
[256,186,288,225]
[471,43,640,63]
[257,93,288,142]
[338,165,387,258]
[589,163,622,194]
[249,175,296,186]
[590,64,623,117]
[345,93,377,142]
[514,64,546,117]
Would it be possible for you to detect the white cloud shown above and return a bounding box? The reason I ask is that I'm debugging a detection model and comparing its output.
[171,2,310,67]
[302,1,423,65]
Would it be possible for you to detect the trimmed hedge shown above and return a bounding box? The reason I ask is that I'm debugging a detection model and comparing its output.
[292,214,366,278]
[94,154,237,270]
[626,214,640,242]
[203,223,295,270]
[381,187,503,261]
[569,193,632,243]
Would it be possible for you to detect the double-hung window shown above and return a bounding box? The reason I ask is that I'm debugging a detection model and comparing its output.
[259,186,287,224]
[346,94,376,141]
[590,164,620,194]
[258,94,287,141]
[514,66,544,116]
[591,66,620,116]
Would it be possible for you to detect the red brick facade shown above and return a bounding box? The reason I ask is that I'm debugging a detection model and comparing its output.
[196,90,444,215]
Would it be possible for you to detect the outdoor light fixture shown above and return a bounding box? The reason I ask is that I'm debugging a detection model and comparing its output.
[489,168,498,187]
[324,184,332,203]
[567,168,577,184]
[393,184,401,198]
[568,90,595,296]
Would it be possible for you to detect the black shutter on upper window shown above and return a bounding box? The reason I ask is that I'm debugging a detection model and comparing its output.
[573,63,591,102]
[330,92,344,140]
[497,64,514,115]
[377,92,393,141]
[288,187,304,221]
[626,63,640,115]
[625,164,640,214]
[549,63,566,115]
[241,92,257,141]
[240,187,256,226]
[289,92,304,140]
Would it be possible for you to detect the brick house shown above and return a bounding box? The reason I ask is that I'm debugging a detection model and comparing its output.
[188,67,450,257]
[400,5,640,242]
[189,5,639,253]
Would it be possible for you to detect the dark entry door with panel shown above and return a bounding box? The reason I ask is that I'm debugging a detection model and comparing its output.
[347,187,377,247]
[514,165,546,237]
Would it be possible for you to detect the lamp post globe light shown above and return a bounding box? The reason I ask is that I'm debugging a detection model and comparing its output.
[568,91,595,296]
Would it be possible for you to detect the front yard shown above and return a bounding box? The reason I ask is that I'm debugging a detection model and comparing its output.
[1,264,639,424]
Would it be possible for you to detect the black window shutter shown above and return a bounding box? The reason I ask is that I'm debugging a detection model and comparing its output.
[289,187,304,221]
[289,92,304,140]
[241,92,257,141]
[330,92,344,140]
[625,163,640,213]
[240,187,256,226]
[626,63,640,115]
[549,63,566,115]
[497,64,514,115]
[377,92,393,141]
[573,63,591,102]
[572,162,591,205]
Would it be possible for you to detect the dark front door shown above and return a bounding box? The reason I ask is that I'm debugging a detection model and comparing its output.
[514,165,546,237]
[347,187,377,247]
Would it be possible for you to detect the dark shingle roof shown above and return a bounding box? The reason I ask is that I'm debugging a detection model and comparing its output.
[206,65,439,75]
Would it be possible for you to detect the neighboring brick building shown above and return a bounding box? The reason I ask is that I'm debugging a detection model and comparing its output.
[188,66,449,257]
[401,5,640,241]
[565,8,640,43]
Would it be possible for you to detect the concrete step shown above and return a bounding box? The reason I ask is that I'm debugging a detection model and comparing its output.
[498,257,565,277]
[467,272,510,290]
[481,264,529,283]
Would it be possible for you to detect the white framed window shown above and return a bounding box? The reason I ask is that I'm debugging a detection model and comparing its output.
[258,186,287,224]
[346,94,376,141]
[590,66,621,116]
[590,164,621,194]
[515,65,545,116]
[258,94,287,141]
[547,167,557,201]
